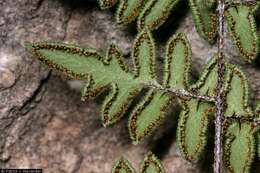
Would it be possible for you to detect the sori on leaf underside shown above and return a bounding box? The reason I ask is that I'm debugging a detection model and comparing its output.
[98,0,260,61]
[26,28,259,172]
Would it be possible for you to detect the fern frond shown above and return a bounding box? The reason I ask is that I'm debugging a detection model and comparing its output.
[26,20,260,171]
[27,30,193,144]
[26,41,143,126]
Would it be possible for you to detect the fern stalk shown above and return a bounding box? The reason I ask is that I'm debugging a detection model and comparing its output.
[229,0,258,5]
[224,116,260,127]
[144,82,215,102]
[215,0,226,173]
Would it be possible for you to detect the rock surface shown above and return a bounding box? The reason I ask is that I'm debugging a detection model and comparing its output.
[0,0,259,173]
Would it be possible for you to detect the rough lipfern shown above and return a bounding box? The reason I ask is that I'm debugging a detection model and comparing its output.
[98,0,259,61]
[112,152,166,173]
[26,28,260,172]
[26,29,188,144]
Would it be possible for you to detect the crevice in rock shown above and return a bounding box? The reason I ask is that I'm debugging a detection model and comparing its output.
[18,71,51,116]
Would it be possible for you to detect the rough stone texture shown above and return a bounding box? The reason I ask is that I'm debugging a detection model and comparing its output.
[2,75,150,172]
[164,156,201,173]
[0,0,259,173]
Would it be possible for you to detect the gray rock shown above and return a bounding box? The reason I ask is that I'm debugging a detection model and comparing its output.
[0,0,259,173]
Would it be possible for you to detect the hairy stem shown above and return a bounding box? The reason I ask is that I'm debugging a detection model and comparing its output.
[225,0,257,7]
[144,82,216,102]
[223,116,260,126]
[228,0,257,5]
[215,0,226,173]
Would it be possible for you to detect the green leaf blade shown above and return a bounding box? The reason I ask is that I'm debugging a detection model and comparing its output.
[191,56,218,97]
[26,42,104,79]
[132,29,156,83]
[177,56,217,162]
[102,82,142,126]
[223,123,256,173]
[164,32,191,89]
[140,152,166,173]
[137,0,179,31]
[112,157,136,173]
[129,91,174,144]
[225,5,259,61]
[177,99,214,162]
[189,0,217,43]
[224,65,251,117]
[116,0,146,25]
[27,42,144,126]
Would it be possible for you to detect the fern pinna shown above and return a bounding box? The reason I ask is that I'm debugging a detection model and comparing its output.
[98,0,259,61]
[112,152,166,173]
[26,28,259,172]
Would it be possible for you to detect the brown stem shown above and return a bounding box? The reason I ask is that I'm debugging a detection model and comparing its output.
[215,0,226,173]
